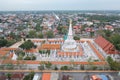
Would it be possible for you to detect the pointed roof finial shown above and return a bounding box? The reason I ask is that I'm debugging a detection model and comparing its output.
[68,19,73,37]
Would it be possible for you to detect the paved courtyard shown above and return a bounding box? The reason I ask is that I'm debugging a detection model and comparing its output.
[36,41,100,62]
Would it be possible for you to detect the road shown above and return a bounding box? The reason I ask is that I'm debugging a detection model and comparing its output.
[0,70,119,80]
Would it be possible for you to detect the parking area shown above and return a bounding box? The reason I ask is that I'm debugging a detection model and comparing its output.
[59,72,120,80]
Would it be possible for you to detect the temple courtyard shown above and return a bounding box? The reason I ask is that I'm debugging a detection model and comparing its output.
[0,20,119,67]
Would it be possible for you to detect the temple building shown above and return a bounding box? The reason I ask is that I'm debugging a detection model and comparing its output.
[2,19,119,63]
[61,19,79,52]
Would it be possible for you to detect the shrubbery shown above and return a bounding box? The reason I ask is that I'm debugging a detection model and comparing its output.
[24,55,36,60]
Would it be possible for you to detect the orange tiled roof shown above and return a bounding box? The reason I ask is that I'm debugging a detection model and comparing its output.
[40,44,60,50]
[0,50,8,56]
[0,50,13,60]
[0,48,17,51]
[24,48,38,53]
[94,36,118,54]
[42,73,51,80]
[32,40,44,42]
[9,53,13,58]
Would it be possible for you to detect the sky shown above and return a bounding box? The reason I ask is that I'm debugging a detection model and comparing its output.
[0,0,120,11]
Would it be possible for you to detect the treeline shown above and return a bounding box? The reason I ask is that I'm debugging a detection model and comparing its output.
[0,39,16,47]
[102,30,120,51]
[27,30,54,38]
[107,56,120,70]
[88,15,120,22]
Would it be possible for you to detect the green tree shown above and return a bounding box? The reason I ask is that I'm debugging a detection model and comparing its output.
[61,28,67,34]
[90,31,94,38]
[38,61,45,70]
[6,73,12,80]
[87,57,94,70]
[57,26,68,34]
[74,36,80,40]
[103,30,113,37]
[46,30,54,38]
[87,15,120,22]
[80,65,85,70]
[28,30,37,38]
[9,32,21,40]
[19,40,35,50]
[0,39,7,47]
[0,19,2,23]
[35,23,43,32]
[107,56,120,70]
[109,33,120,50]
[23,72,35,80]
[38,32,43,38]
[6,40,16,47]
[60,66,69,70]
[57,26,62,32]
[54,65,58,70]
[5,63,14,70]
[15,49,25,57]
[45,61,52,69]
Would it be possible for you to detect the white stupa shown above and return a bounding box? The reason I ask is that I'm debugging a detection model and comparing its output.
[62,19,79,52]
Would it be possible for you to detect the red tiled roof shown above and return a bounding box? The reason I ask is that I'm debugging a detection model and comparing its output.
[11,73,24,79]
[73,26,79,29]
[91,75,102,80]
[0,76,6,80]
[94,36,118,54]
[105,25,113,30]
[0,74,24,80]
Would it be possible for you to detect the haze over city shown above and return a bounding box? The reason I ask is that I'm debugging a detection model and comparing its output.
[0,0,120,80]
[0,0,120,11]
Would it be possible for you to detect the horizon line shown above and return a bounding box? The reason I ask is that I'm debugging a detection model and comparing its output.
[0,9,120,12]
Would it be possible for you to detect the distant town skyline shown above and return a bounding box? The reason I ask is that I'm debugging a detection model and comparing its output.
[0,0,120,11]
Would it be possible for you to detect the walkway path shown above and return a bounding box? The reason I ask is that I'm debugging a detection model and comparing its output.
[0,70,119,73]
[87,41,105,61]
